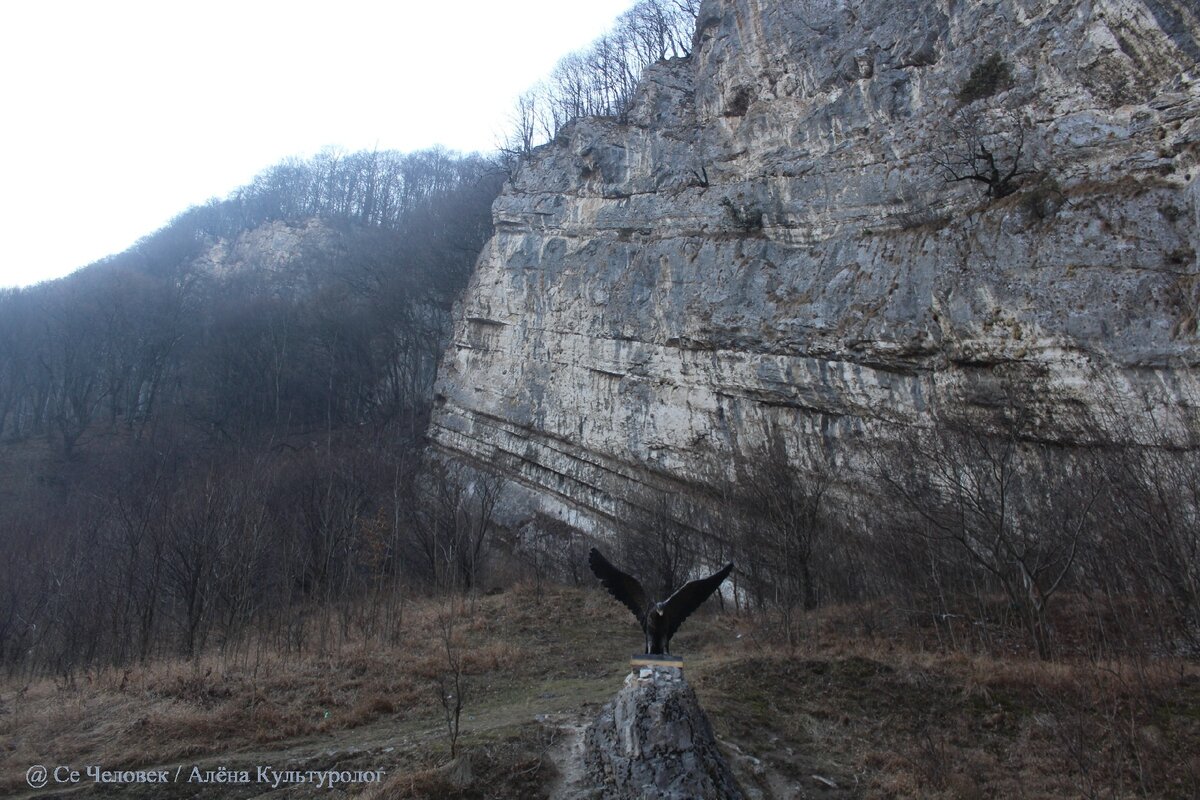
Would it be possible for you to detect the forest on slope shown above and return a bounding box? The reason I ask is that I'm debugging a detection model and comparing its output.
[0,146,503,671]
[0,0,700,676]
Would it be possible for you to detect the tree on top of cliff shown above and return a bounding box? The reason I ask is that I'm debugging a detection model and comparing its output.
[501,0,699,159]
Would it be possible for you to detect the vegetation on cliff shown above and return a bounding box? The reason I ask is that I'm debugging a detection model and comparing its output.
[1,1,1198,797]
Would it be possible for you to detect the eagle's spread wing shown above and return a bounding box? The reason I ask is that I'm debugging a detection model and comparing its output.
[588,548,647,623]
[661,562,734,640]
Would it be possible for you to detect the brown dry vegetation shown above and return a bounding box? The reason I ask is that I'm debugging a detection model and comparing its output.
[2,585,1198,799]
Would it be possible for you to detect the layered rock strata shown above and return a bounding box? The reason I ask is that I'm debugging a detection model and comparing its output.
[430,0,1200,531]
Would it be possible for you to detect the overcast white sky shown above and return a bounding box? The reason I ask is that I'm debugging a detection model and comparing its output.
[0,0,638,289]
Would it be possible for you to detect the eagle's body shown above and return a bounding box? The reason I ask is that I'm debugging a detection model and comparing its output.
[588,548,734,655]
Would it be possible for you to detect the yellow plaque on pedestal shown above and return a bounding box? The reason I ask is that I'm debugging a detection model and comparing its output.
[630,654,684,669]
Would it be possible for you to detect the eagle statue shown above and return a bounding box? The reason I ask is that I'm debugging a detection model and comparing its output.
[588,547,734,655]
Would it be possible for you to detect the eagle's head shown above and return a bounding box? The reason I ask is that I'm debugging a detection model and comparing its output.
[650,602,666,619]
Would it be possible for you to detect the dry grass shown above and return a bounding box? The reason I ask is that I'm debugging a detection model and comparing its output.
[2,585,1198,798]
[0,584,629,797]
[691,603,1200,799]
[359,723,557,800]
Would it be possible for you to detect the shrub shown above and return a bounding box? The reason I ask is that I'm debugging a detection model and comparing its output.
[932,107,1031,199]
[1021,178,1065,221]
[958,54,1012,105]
[720,196,764,231]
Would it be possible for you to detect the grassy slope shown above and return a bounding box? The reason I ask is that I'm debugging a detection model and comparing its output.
[2,585,1199,799]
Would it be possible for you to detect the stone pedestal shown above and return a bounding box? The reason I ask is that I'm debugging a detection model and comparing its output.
[581,666,744,800]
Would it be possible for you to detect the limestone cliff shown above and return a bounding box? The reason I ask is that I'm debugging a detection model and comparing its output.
[190,218,347,283]
[430,0,1200,532]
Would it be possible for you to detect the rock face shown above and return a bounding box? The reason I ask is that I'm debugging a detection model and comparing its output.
[192,218,341,279]
[581,666,744,800]
[430,0,1200,531]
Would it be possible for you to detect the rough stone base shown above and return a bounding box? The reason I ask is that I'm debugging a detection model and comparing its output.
[581,666,744,800]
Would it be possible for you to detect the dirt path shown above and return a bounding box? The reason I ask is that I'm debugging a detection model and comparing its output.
[544,713,591,800]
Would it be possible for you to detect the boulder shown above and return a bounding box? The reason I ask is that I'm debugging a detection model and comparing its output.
[581,666,744,800]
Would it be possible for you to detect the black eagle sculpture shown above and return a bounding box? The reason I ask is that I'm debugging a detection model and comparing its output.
[588,547,734,655]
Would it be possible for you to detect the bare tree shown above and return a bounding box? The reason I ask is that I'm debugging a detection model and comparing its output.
[504,0,699,148]
[1088,437,1200,652]
[878,413,1099,658]
[0,289,31,440]
[932,106,1033,199]
[406,462,505,593]
[724,436,830,647]
[36,280,109,455]
[517,513,588,596]
[433,602,466,759]
[616,490,698,602]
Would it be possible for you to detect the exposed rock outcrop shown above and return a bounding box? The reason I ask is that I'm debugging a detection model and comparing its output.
[192,218,341,278]
[430,0,1200,531]
[579,666,743,800]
